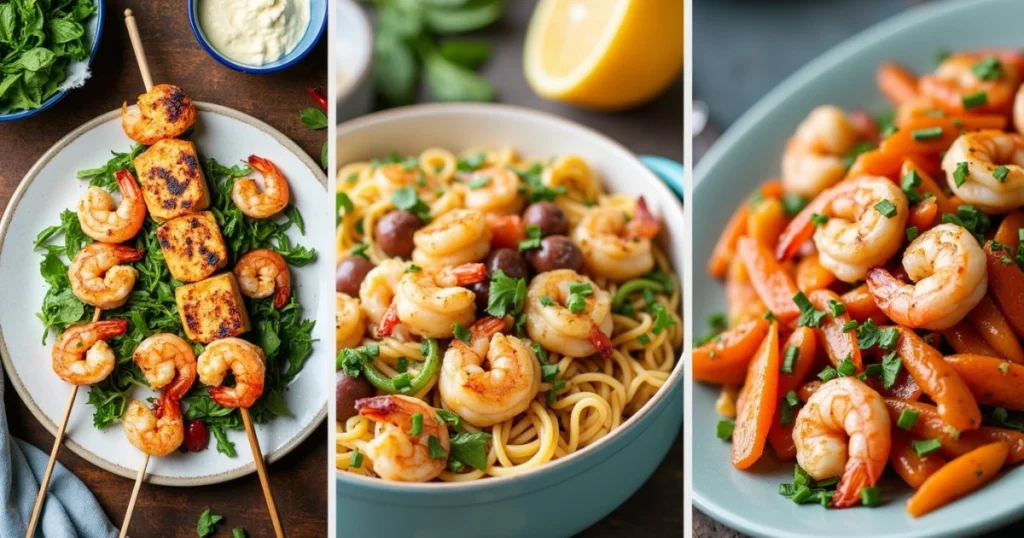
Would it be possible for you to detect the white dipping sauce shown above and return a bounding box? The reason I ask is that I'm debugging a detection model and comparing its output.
[199,0,310,67]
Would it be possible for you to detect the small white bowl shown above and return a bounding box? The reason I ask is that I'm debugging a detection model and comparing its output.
[336,0,373,123]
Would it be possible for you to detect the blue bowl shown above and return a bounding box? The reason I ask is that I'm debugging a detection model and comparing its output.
[0,0,104,122]
[335,103,685,538]
[187,0,326,74]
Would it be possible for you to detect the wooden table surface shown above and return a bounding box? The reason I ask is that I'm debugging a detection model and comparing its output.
[471,2,684,536]
[0,2,328,536]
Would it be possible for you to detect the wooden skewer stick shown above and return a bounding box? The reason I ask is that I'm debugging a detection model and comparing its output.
[124,9,153,92]
[118,454,149,538]
[25,308,104,538]
[241,408,284,538]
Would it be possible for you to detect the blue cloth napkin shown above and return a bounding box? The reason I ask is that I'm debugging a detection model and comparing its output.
[2,361,117,538]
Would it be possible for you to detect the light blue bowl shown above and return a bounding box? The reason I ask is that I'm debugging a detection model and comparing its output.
[693,0,1024,536]
[187,0,326,74]
[0,0,104,122]
[336,103,685,538]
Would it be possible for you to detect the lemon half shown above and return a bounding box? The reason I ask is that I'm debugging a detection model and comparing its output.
[524,0,684,110]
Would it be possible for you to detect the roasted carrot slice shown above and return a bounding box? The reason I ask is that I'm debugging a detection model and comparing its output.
[809,289,863,371]
[795,253,836,295]
[900,160,958,215]
[984,243,1024,340]
[893,327,981,431]
[881,367,922,401]
[737,237,801,322]
[944,354,1024,410]
[767,327,817,461]
[965,295,1024,364]
[908,197,938,231]
[732,323,780,469]
[877,62,919,106]
[994,210,1024,248]
[725,258,767,326]
[906,441,1008,517]
[746,197,787,250]
[944,321,1000,356]
[884,399,1024,464]
[692,319,771,386]
[767,421,797,462]
[708,201,750,278]
[840,284,888,326]
[890,430,947,490]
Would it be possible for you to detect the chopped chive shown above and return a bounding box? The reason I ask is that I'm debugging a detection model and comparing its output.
[906,226,919,242]
[541,363,559,382]
[972,56,1002,81]
[467,176,491,189]
[410,413,424,436]
[637,333,651,345]
[911,127,943,141]
[841,320,859,332]
[546,390,556,405]
[779,483,796,497]
[782,345,799,375]
[392,372,411,391]
[994,166,1010,183]
[811,213,828,226]
[782,193,808,217]
[962,90,988,110]
[818,366,838,382]
[716,420,735,440]
[861,486,881,507]
[897,409,920,430]
[912,438,943,457]
[874,199,898,218]
[349,447,363,468]
[954,162,969,187]
[794,465,813,487]
[553,379,566,391]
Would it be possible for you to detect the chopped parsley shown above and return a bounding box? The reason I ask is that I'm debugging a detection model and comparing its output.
[972,56,1002,81]
[391,186,431,222]
[453,323,471,344]
[486,270,528,318]
[518,225,543,251]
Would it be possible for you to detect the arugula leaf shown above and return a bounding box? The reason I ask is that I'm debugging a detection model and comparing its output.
[196,508,223,537]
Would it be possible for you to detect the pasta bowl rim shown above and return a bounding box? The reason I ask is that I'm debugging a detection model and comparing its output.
[334,102,685,492]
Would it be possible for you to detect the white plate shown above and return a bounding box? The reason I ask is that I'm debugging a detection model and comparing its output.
[0,103,330,486]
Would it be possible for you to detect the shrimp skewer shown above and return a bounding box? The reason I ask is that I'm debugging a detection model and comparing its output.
[232,155,291,219]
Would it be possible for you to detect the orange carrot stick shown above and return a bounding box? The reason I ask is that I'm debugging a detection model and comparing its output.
[767,328,817,461]
[965,295,1024,364]
[994,210,1024,248]
[692,319,771,386]
[809,289,863,371]
[884,399,1024,464]
[890,430,947,490]
[795,253,836,295]
[732,323,780,469]
[709,202,750,279]
[944,354,1024,410]
[893,327,982,431]
[905,441,1008,517]
[902,159,958,215]
[984,243,1024,340]
[737,237,801,322]
[908,197,938,231]
[746,197,787,250]
[877,62,919,106]
[840,284,889,325]
[880,367,922,401]
[943,321,1000,356]
[725,258,768,327]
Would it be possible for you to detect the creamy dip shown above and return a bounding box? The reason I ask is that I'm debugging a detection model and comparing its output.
[199,0,310,67]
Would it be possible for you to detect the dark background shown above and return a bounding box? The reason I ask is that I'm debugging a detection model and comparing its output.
[359,0,684,535]
[1,2,328,536]
[692,0,1019,536]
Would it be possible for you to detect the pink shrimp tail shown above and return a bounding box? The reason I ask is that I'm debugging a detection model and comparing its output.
[114,169,141,199]
[111,245,145,263]
[864,267,908,322]
[355,395,395,420]
[590,324,614,359]
[471,316,505,338]
[832,459,884,508]
[94,319,129,339]
[247,155,278,175]
[377,304,401,337]
[625,197,661,240]
[273,283,291,309]
[451,263,487,286]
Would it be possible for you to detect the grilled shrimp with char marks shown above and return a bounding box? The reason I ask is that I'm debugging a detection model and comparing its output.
[68,243,143,309]
[77,170,147,243]
[355,395,451,482]
[439,316,541,427]
[51,320,128,385]
[866,223,987,330]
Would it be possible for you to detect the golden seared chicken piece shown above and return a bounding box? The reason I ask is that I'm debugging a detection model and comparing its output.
[156,211,228,282]
[133,139,211,221]
[175,273,251,344]
[121,84,196,145]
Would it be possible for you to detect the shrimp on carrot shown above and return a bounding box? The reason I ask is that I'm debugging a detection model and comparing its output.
[919,53,1021,115]
[781,106,858,198]
[941,131,1024,213]
[793,377,892,508]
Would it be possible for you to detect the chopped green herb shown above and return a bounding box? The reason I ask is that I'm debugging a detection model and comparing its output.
[906,226,919,242]
[897,409,920,430]
[410,413,424,436]
[518,225,543,251]
[954,162,969,187]
[901,169,923,205]
[428,435,448,459]
[827,299,846,317]
[782,345,799,375]
[449,431,490,470]
[837,356,857,377]
[197,508,224,537]
[541,363,559,382]
[486,270,528,318]
[637,333,651,345]
[994,165,1010,183]
[811,213,829,226]
[818,366,838,382]
[972,56,1002,81]
[911,127,943,141]
[861,486,881,507]
[793,291,826,328]
[453,323,471,344]
[874,199,898,218]
[912,438,942,457]
[467,176,491,189]
[882,351,902,389]
[716,420,735,440]
[962,90,988,110]
[391,186,431,222]
[782,193,808,217]
[857,319,880,349]
[842,320,859,332]
[878,327,900,350]
[539,295,555,307]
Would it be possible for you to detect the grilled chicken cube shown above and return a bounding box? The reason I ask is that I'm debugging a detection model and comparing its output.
[133,139,210,221]
[175,273,251,344]
[157,211,228,283]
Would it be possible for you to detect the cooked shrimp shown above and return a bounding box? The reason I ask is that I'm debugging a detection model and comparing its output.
[573,197,660,282]
[121,84,196,145]
[355,395,451,482]
[941,131,1024,213]
[374,163,438,200]
[381,263,486,339]
[793,377,891,508]
[133,333,197,401]
[76,169,147,243]
[524,269,614,358]
[358,259,405,326]
[123,393,184,457]
[920,53,1021,115]
[439,316,541,427]
[781,106,858,198]
[462,166,524,215]
[411,209,491,269]
[68,243,143,309]
[197,338,266,408]
[777,175,907,282]
[51,320,127,385]
[231,155,290,219]
[866,223,987,330]
[234,249,290,308]
[337,293,366,350]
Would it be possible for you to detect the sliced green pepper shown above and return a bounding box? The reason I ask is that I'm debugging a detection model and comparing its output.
[361,338,440,395]
[612,278,666,311]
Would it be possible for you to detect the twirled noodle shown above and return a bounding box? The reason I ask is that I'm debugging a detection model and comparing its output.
[336,148,681,482]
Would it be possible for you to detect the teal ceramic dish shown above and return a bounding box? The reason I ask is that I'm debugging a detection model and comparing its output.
[336,103,684,538]
[693,0,1024,536]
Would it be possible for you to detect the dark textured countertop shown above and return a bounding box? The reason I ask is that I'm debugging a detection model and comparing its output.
[0,2,327,536]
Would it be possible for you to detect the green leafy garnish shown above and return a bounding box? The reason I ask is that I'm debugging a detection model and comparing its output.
[485,270,527,318]
[196,508,223,537]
